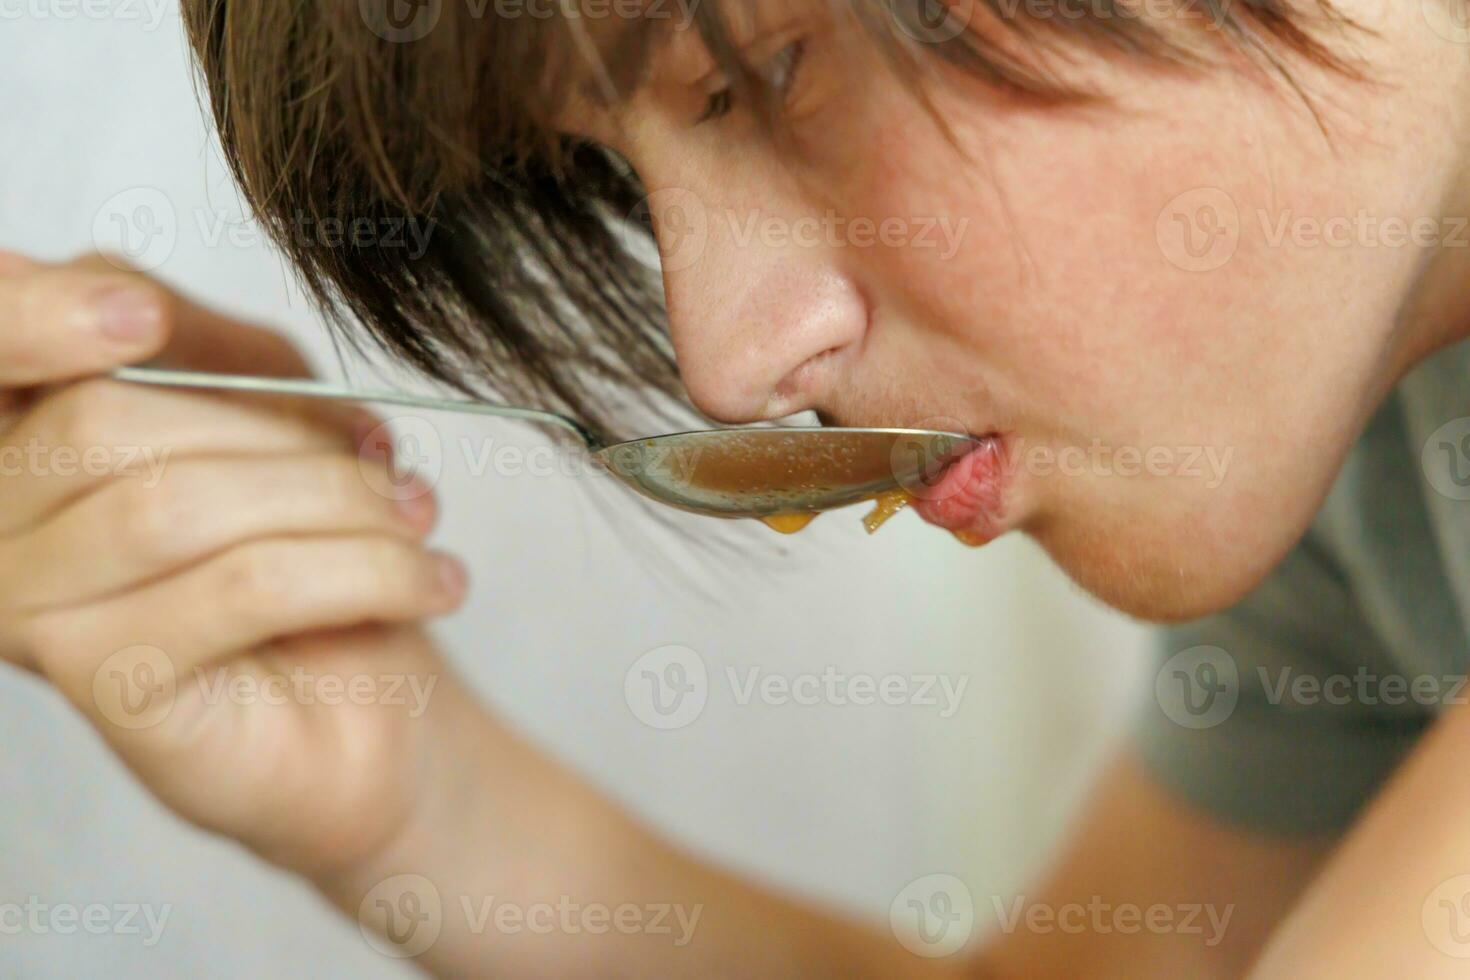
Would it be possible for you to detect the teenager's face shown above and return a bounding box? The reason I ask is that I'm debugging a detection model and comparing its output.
[568,1,1470,620]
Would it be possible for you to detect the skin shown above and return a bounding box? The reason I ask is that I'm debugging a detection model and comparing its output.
[6,0,1470,976]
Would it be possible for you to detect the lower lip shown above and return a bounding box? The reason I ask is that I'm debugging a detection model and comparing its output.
[909,437,1008,544]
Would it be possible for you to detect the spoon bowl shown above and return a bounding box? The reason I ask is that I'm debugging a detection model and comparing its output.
[597,427,977,519]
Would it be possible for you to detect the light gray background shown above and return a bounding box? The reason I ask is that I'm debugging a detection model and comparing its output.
[0,3,1151,976]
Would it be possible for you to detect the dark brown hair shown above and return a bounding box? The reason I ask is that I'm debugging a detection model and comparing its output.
[180,0,1354,442]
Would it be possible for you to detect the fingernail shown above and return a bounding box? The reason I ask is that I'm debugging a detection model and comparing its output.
[94,286,163,344]
[434,553,468,600]
[393,483,437,529]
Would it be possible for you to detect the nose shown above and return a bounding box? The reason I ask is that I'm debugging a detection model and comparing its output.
[642,189,870,424]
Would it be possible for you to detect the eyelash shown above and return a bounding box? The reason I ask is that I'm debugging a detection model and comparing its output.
[697,39,807,125]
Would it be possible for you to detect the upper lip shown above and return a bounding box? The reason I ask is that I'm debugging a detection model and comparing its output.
[814,409,989,439]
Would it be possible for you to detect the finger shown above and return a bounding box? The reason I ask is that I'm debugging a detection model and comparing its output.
[0,453,438,611]
[17,255,385,446]
[2,254,377,436]
[0,379,386,536]
[66,256,313,381]
[9,534,468,701]
[0,265,171,385]
[64,257,378,441]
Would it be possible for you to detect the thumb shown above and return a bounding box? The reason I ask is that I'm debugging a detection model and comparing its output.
[0,255,171,388]
[64,254,314,381]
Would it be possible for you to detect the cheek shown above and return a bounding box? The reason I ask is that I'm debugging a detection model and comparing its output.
[849,85,1403,455]
[846,115,1189,439]
[840,80,1432,615]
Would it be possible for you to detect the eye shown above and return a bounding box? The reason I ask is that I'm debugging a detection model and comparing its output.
[696,39,807,125]
[697,88,734,124]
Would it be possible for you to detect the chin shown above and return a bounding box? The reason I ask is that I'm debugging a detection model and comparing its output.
[1028,499,1312,625]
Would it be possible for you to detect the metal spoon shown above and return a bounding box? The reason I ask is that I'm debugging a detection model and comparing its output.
[110,366,978,523]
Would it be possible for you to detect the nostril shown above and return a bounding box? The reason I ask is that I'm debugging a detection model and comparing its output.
[770,347,845,415]
[774,348,840,398]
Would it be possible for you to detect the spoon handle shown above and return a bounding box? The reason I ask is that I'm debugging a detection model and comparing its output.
[109,366,598,448]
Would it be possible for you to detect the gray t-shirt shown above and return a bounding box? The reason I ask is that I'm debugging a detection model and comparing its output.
[1141,340,1470,836]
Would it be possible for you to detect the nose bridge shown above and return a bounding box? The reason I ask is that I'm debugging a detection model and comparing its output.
[639,160,868,424]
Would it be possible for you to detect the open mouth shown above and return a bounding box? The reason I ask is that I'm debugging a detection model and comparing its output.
[908,435,1009,545]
